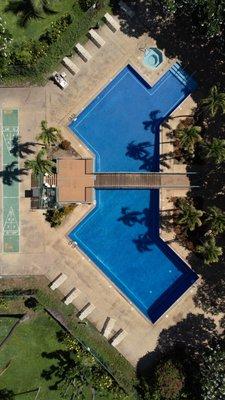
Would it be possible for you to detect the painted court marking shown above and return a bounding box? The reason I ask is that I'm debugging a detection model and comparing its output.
[1,109,20,252]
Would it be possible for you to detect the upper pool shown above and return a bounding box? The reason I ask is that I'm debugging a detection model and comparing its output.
[69,64,197,172]
[69,64,198,323]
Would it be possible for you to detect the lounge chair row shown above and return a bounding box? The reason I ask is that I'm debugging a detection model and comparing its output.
[49,272,127,347]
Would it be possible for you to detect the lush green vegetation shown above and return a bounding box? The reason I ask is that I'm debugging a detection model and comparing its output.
[0,0,110,84]
[0,317,18,344]
[0,278,137,399]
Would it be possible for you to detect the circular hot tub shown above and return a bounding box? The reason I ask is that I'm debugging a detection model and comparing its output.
[143,47,163,70]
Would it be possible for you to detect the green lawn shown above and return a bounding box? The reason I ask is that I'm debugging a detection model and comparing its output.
[0,313,67,400]
[0,0,83,42]
[0,317,18,344]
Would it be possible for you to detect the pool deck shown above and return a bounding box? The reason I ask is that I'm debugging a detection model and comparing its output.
[0,17,213,366]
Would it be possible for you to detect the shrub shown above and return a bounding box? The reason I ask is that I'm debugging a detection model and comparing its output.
[40,13,73,45]
[24,297,38,310]
[153,360,185,399]
[59,139,71,150]
[45,204,76,227]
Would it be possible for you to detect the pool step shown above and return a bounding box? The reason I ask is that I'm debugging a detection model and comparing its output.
[170,63,197,91]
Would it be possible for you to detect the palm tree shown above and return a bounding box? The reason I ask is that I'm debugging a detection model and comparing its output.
[204,138,225,164]
[36,120,61,148]
[177,198,204,231]
[196,236,223,265]
[24,148,55,176]
[176,125,202,154]
[5,0,56,26]
[201,85,225,117]
[206,206,225,235]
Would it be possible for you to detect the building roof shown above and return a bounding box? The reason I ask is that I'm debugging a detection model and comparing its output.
[57,159,94,203]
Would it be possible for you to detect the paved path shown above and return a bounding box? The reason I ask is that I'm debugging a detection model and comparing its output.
[1,109,19,253]
[95,172,191,188]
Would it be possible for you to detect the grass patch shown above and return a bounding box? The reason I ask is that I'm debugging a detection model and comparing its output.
[0,317,18,344]
[0,312,67,399]
[0,0,82,43]
[0,277,137,398]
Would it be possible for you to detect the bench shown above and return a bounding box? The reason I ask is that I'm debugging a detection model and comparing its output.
[75,43,92,62]
[104,13,120,32]
[50,273,67,290]
[77,302,95,321]
[101,317,116,339]
[88,29,105,48]
[63,288,80,305]
[109,329,127,347]
[62,57,79,75]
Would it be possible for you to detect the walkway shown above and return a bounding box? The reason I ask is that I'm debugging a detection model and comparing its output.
[1,109,20,252]
[95,172,191,188]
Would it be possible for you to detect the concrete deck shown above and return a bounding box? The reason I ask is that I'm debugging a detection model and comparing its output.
[0,17,207,366]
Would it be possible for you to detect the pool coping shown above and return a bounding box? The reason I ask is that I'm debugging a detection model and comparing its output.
[65,61,199,325]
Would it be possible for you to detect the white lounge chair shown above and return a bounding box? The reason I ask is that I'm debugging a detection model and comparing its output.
[119,0,135,18]
[101,317,116,339]
[88,29,105,48]
[52,71,68,89]
[109,329,127,347]
[62,57,79,75]
[77,302,95,321]
[63,288,80,305]
[104,13,120,32]
[75,43,92,62]
[50,273,67,290]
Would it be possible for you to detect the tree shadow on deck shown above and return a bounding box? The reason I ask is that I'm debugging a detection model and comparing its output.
[0,161,28,185]
[10,136,36,159]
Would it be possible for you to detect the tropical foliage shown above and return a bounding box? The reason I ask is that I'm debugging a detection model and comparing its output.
[204,138,225,164]
[0,17,12,76]
[200,343,225,400]
[5,0,56,26]
[45,204,75,227]
[36,120,61,147]
[177,198,204,231]
[206,206,225,235]
[176,125,202,155]
[162,0,225,39]
[196,236,223,265]
[24,148,55,176]
[201,85,225,117]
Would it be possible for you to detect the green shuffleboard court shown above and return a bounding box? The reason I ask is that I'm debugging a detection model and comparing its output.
[2,109,19,252]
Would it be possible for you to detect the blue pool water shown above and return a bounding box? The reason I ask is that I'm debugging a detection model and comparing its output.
[69,64,198,323]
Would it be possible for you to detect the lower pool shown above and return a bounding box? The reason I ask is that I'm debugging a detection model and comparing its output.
[69,189,197,323]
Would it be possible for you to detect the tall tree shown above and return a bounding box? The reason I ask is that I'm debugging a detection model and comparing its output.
[196,236,223,265]
[201,85,225,117]
[206,206,225,235]
[177,198,204,231]
[24,148,55,176]
[204,138,225,165]
[36,120,61,147]
[176,125,202,155]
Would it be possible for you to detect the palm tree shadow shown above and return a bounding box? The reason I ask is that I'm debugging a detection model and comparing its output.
[143,110,163,133]
[0,161,28,185]
[10,136,36,159]
[41,349,75,390]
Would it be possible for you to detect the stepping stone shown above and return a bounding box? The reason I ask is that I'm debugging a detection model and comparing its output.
[63,288,80,305]
[50,273,67,291]
[77,302,95,321]
[101,317,116,339]
[109,329,127,347]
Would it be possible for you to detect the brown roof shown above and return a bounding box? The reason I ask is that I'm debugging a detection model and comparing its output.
[57,159,94,203]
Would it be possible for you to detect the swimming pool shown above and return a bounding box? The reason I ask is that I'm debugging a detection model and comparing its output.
[69,64,198,323]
